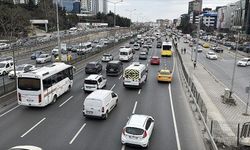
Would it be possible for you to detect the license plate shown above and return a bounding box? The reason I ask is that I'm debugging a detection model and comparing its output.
[86,86,95,88]
[26,99,34,102]
[86,111,93,114]
[110,69,114,71]
[129,136,138,139]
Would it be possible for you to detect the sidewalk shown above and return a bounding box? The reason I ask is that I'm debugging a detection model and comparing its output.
[177,42,250,146]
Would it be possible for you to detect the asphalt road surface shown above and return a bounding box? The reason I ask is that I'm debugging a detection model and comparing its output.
[0,39,206,150]
[178,38,250,104]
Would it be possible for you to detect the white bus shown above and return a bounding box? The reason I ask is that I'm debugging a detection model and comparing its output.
[119,48,133,61]
[17,63,73,107]
[123,62,148,88]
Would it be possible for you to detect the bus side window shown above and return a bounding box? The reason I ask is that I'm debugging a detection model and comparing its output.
[51,74,57,85]
[43,77,52,90]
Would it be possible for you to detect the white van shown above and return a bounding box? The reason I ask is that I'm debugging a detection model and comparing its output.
[119,48,133,61]
[77,42,92,55]
[0,60,14,76]
[83,90,118,119]
[123,62,148,88]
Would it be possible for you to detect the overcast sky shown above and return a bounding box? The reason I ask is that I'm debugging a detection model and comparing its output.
[107,0,237,22]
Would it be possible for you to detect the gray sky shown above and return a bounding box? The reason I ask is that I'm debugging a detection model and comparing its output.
[107,0,237,22]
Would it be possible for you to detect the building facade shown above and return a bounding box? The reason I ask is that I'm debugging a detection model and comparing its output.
[188,0,202,24]
[81,0,107,15]
[188,0,202,14]
[72,1,81,14]
[202,11,217,28]
[216,4,236,31]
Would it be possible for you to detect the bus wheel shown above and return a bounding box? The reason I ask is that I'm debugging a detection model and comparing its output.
[53,95,57,103]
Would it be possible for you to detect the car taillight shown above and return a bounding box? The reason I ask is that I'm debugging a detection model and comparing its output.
[102,107,104,112]
[83,105,85,110]
[18,93,21,101]
[122,128,126,135]
[143,131,147,138]
[38,94,41,103]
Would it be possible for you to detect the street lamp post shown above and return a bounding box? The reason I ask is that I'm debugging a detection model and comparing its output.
[229,28,240,98]
[194,14,201,69]
[126,9,136,28]
[56,0,61,61]
[107,0,123,27]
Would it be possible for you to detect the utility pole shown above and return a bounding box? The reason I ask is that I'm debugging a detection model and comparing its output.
[56,0,61,61]
[194,14,201,69]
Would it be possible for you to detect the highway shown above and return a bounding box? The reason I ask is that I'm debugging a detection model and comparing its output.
[178,38,250,104]
[0,38,206,149]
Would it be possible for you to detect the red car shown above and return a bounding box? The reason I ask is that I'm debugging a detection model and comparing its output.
[150,56,160,65]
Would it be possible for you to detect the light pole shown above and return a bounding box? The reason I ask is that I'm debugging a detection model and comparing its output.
[194,14,201,69]
[229,26,241,98]
[126,9,136,28]
[56,0,61,61]
[107,0,123,27]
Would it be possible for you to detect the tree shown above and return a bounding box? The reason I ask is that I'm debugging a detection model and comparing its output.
[177,14,195,34]
[0,4,30,38]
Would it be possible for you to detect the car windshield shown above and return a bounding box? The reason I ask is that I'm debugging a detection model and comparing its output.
[0,63,5,68]
[18,77,41,91]
[125,127,144,135]
[84,80,97,84]
[103,54,111,57]
[107,63,118,69]
[120,52,128,55]
[160,71,170,75]
[241,59,248,62]
[86,63,96,68]
[39,54,47,58]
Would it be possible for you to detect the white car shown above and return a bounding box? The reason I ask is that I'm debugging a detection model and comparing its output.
[36,54,52,64]
[101,53,113,62]
[0,61,14,76]
[9,145,42,150]
[83,74,107,92]
[206,52,218,60]
[237,58,250,67]
[8,64,35,79]
[0,43,9,49]
[121,114,155,148]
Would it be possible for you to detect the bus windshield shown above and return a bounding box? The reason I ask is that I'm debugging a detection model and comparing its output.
[18,77,41,91]
[162,45,171,50]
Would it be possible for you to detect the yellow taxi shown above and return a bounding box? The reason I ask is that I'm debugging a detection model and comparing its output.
[157,69,172,82]
[203,43,210,48]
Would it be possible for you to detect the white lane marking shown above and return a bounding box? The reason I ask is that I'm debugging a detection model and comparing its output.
[132,101,138,114]
[119,75,123,79]
[59,96,73,107]
[121,145,126,150]
[110,84,116,90]
[138,89,141,95]
[168,85,181,150]
[0,105,20,118]
[0,90,16,99]
[147,64,149,67]
[69,123,86,144]
[21,118,46,138]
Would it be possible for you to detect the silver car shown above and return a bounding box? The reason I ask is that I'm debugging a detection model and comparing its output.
[36,54,52,64]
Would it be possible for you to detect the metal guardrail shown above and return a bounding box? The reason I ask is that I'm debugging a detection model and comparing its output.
[173,39,219,150]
